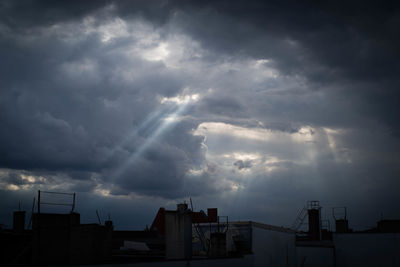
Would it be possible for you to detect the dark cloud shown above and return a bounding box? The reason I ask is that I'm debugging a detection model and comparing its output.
[234,160,253,170]
[0,0,399,229]
[0,0,109,28]
[0,5,204,199]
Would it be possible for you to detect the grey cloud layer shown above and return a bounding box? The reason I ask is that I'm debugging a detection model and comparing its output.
[0,0,399,228]
[0,12,206,197]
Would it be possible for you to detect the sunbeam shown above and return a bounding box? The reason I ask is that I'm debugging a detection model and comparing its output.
[101,105,177,162]
[110,95,198,182]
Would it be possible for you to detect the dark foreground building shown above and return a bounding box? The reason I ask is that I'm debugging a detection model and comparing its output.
[1,194,399,266]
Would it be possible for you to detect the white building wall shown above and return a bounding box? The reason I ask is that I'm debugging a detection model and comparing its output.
[296,246,335,267]
[165,211,192,259]
[252,224,297,267]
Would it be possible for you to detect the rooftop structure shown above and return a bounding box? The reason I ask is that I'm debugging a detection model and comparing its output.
[1,193,399,266]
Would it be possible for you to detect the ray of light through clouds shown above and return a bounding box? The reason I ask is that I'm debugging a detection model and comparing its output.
[0,0,400,230]
[111,92,201,182]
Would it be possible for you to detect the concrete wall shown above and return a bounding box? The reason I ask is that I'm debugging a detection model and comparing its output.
[165,211,192,259]
[70,224,112,264]
[32,213,80,264]
[296,246,335,267]
[32,213,112,265]
[333,233,400,267]
[251,224,297,267]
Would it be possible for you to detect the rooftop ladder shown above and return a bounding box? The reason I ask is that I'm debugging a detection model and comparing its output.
[292,206,308,231]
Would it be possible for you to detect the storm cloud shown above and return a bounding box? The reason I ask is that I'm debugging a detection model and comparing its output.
[0,0,399,229]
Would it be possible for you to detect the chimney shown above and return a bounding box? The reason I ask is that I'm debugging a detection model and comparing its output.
[13,211,25,233]
[307,201,321,240]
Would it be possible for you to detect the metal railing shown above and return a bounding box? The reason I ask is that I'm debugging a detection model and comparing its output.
[37,190,76,213]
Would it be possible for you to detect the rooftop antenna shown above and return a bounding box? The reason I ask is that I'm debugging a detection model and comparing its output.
[190,197,194,211]
[27,197,35,229]
[96,210,102,225]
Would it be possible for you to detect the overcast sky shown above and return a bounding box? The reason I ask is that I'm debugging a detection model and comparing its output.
[1,0,399,230]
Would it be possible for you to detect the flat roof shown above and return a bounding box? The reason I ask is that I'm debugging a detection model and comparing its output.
[196,220,296,234]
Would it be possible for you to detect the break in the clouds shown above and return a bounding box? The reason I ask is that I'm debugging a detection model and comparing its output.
[0,0,399,229]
